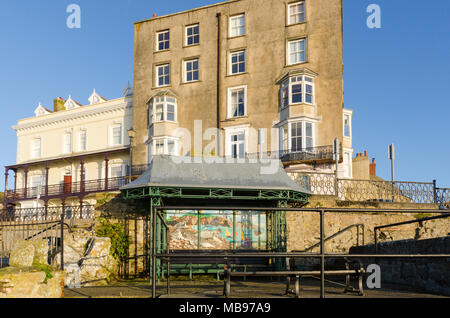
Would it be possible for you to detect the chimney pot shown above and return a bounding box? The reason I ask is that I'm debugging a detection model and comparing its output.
[153,13,157,18]
[364,150,368,157]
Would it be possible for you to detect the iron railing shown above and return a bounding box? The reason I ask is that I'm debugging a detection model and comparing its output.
[436,188,450,205]
[1,205,95,222]
[337,179,436,204]
[291,172,445,204]
[245,145,340,164]
[4,177,129,201]
[0,210,70,270]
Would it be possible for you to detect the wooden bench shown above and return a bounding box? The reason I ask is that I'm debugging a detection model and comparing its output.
[220,258,365,298]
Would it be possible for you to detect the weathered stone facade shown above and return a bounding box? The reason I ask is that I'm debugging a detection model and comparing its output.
[132,0,345,164]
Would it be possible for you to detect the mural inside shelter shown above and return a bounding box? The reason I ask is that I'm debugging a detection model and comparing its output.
[166,210,267,250]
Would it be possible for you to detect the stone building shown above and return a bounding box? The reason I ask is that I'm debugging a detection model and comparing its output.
[131,0,354,176]
[3,89,133,210]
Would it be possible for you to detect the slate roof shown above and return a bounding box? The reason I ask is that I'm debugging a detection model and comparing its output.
[121,155,311,194]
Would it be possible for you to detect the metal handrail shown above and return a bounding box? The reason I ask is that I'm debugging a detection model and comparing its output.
[298,224,365,253]
[373,213,450,253]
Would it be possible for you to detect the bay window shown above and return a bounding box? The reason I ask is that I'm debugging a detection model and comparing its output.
[148,95,177,125]
[280,120,315,152]
[280,75,315,108]
[151,138,179,156]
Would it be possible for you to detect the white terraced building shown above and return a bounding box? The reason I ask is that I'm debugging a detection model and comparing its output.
[3,88,133,211]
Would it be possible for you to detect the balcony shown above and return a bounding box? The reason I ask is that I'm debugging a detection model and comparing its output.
[5,176,129,202]
[246,145,342,166]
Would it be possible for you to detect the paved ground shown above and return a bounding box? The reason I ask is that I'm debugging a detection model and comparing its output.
[64,278,447,298]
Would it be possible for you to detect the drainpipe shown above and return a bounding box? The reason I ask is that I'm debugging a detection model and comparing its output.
[216,12,221,156]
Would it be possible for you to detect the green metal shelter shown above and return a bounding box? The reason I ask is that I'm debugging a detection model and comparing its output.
[121,155,311,278]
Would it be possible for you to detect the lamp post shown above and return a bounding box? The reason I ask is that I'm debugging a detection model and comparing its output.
[127,129,136,183]
[388,144,395,202]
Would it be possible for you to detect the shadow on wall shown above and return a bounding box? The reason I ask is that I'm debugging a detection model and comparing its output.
[350,237,450,296]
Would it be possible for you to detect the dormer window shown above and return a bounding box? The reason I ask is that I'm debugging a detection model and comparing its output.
[148,94,177,125]
[280,75,315,108]
[64,95,81,110]
[88,89,107,105]
[34,103,51,117]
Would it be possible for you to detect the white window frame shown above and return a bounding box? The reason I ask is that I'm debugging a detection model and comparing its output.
[156,30,170,51]
[184,59,199,83]
[224,126,249,159]
[185,24,200,46]
[62,132,73,154]
[78,130,87,152]
[110,124,123,147]
[148,95,177,125]
[343,150,353,179]
[151,137,179,156]
[229,14,246,37]
[287,38,307,65]
[229,50,246,75]
[288,1,306,25]
[156,64,170,87]
[227,85,247,119]
[280,120,315,152]
[31,137,42,159]
[280,75,315,109]
[344,113,352,138]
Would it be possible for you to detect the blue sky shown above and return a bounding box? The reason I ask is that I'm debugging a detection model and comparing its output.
[0,0,449,191]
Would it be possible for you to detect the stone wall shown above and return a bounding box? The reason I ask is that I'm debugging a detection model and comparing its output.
[286,210,449,253]
[350,237,450,296]
[287,195,447,253]
[0,240,65,298]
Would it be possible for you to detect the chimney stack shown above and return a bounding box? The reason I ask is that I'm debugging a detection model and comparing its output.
[53,97,66,112]
[370,158,377,176]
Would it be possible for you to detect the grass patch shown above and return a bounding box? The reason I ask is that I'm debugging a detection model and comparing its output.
[33,262,54,282]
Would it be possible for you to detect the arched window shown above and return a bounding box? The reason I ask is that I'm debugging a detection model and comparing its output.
[148,95,177,126]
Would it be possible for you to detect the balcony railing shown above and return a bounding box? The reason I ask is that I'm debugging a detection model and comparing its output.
[5,177,129,201]
[246,145,340,164]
